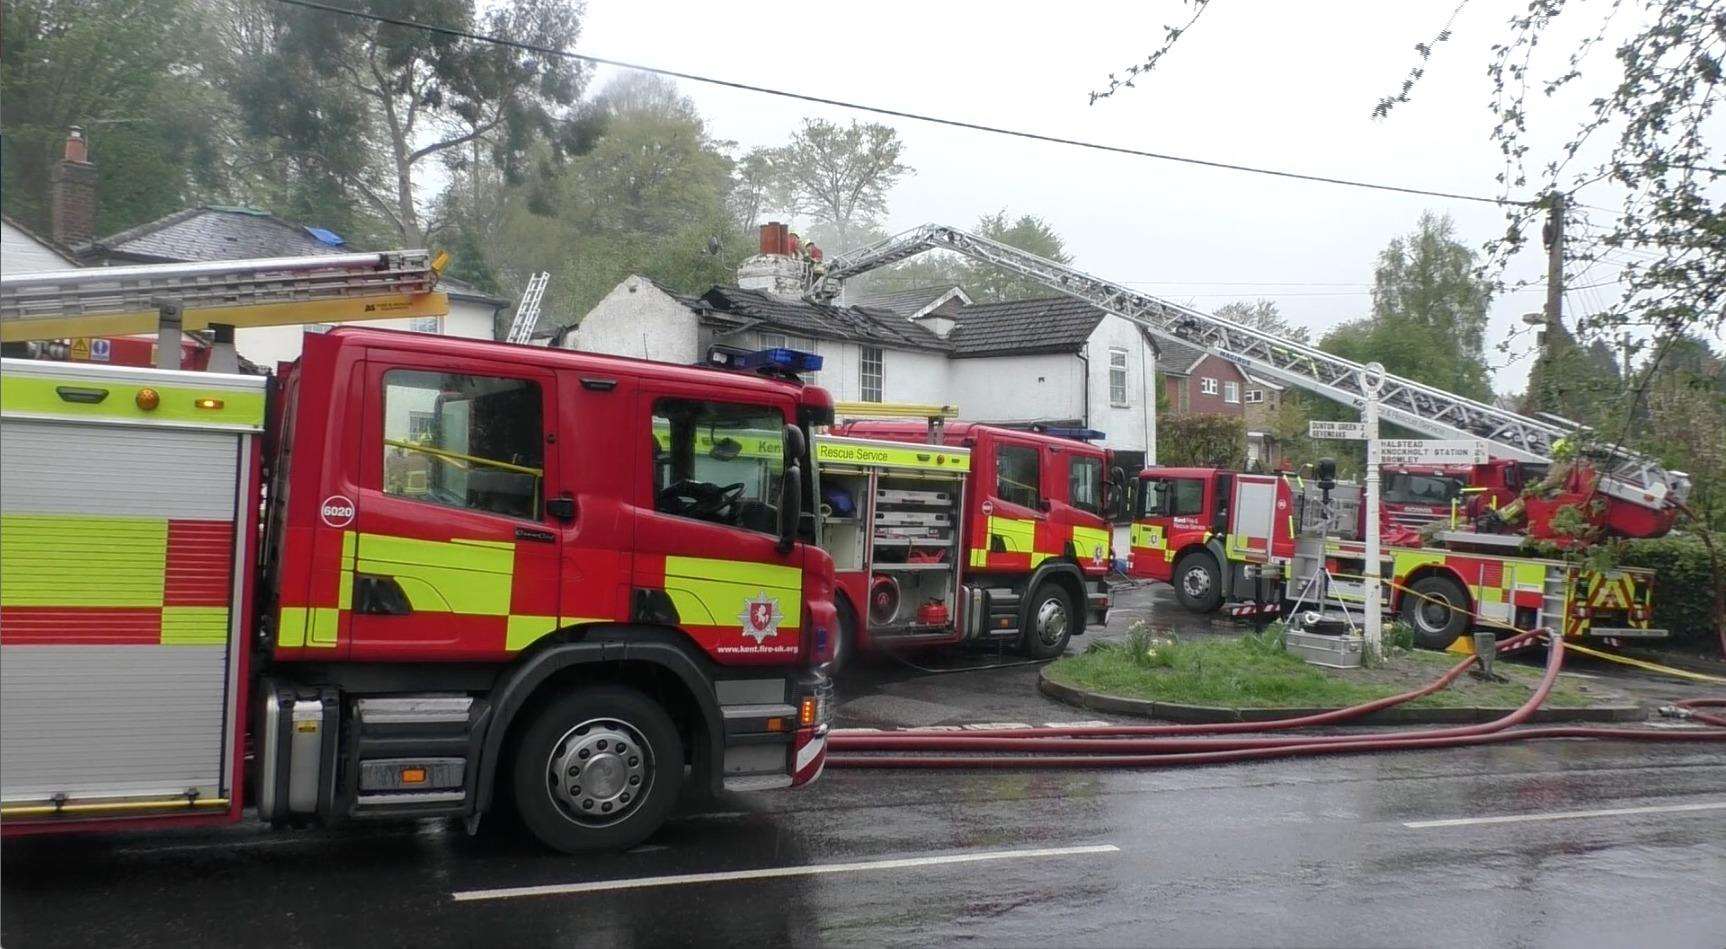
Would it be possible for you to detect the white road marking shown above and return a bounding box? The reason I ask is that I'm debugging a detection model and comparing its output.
[1403,800,1726,829]
[961,722,1032,730]
[1043,720,1113,728]
[450,844,1121,902]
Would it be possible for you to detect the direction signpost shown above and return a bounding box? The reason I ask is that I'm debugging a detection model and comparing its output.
[1376,438,1488,466]
[1309,420,1367,440]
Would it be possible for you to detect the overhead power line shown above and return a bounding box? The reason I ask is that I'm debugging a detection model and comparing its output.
[271,0,1525,208]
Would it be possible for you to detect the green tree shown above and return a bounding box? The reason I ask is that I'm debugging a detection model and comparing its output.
[1214,299,1310,345]
[1158,414,1246,468]
[875,210,1074,302]
[1,0,229,236]
[1319,212,1495,403]
[245,0,585,246]
[770,118,910,250]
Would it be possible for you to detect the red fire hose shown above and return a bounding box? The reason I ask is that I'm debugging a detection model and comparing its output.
[828,632,1726,768]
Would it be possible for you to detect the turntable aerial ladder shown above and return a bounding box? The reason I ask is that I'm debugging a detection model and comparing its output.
[808,224,1688,518]
[0,249,451,350]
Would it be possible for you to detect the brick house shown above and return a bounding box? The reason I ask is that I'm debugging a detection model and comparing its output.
[1156,338,1285,468]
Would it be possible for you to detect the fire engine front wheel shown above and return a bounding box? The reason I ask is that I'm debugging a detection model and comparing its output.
[1021,583,1075,660]
[512,686,684,854]
[1172,552,1224,613]
[1401,575,1472,650]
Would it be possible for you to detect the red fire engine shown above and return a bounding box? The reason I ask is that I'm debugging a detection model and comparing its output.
[1128,466,1662,650]
[0,256,835,853]
[822,415,1119,666]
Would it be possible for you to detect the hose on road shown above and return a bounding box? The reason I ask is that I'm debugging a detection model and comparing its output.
[828,631,1726,769]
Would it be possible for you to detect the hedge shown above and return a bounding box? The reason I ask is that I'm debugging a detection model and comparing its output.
[1620,534,1723,650]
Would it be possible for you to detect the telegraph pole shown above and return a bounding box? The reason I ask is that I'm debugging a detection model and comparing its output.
[1543,192,1565,334]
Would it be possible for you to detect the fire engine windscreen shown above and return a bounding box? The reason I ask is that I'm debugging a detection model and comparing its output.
[652,399,787,534]
[383,370,544,520]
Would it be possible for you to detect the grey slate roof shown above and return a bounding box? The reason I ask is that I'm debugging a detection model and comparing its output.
[1152,337,1210,374]
[847,284,964,319]
[85,206,507,306]
[699,286,948,351]
[946,297,1107,358]
[87,206,344,263]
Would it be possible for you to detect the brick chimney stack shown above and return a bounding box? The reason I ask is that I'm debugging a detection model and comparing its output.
[737,222,810,298]
[50,127,98,248]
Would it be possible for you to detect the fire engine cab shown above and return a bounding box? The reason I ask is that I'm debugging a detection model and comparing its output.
[0,255,835,853]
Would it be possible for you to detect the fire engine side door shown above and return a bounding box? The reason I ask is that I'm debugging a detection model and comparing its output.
[348,354,563,661]
[631,384,806,666]
[974,434,1047,571]
[1129,474,1207,581]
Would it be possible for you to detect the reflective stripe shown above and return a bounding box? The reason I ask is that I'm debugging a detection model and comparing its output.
[0,514,167,607]
[1071,525,1110,562]
[160,606,229,645]
[813,435,971,473]
[664,555,802,631]
[354,533,513,616]
[0,372,265,430]
[507,614,560,652]
[986,516,1035,555]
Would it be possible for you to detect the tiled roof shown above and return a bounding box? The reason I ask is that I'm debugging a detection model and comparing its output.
[699,286,949,351]
[87,206,507,306]
[946,297,1107,358]
[846,284,965,319]
[88,206,346,262]
[1153,337,1210,374]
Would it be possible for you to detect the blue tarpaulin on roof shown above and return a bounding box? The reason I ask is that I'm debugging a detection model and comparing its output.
[304,226,346,246]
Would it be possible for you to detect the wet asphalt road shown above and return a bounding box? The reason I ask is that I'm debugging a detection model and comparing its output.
[5,584,1725,948]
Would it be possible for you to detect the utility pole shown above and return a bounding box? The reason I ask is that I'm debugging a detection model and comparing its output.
[1543,191,1565,335]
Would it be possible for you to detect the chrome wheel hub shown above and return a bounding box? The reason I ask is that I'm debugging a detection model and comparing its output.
[1036,597,1069,646]
[1182,568,1211,598]
[547,718,652,826]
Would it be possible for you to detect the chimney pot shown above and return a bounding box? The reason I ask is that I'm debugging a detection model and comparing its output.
[63,126,89,164]
[51,126,99,247]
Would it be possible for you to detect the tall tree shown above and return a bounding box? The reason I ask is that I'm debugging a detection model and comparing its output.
[874,210,1074,302]
[1213,299,1311,344]
[1320,213,1495,402]
[770,118,910,249]
[1,0,229,236]
[246,0,585,246]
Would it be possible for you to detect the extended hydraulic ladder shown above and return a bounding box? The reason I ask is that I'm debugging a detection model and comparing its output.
[0,250,449,343]
[505,271,551,344]
[808,224,1688,512]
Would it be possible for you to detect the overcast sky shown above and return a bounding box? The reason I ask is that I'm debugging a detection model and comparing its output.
[579,0,1655,395]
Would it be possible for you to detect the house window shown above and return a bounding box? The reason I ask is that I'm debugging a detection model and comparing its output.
[760,332,788,350]
[1108,348,1129,406]
[996,443,1041,510]
[409,316,443,334]
[1245,389,1265,404]
[1223,381,1240,404]
[381,370,543,520]
[860,346,883,402]
[1200,377,1218,396]
[304,323,333,335]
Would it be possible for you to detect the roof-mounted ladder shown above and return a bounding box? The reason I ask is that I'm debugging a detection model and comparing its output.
[505,271,551,344]
[0,250,450,344]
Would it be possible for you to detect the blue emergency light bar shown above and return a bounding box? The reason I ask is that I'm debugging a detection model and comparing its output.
[1040,426,1107,442]
[725,347,825,373]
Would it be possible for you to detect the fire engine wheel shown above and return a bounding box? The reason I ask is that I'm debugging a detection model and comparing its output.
[1172,552,1224,613]
[828,595,859,674]
[512,686,683,853]
[1021,582,1075,660]
[1402,575,1472,651]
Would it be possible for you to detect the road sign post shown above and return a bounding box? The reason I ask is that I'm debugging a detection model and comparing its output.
[1360,364,1385,662]
[1308,420,1367,440]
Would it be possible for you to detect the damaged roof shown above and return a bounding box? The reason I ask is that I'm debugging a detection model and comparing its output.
[946,297,1109,358]
[699,286,949,351]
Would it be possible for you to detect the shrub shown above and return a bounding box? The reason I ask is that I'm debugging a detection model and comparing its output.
[1620,534,1721,650]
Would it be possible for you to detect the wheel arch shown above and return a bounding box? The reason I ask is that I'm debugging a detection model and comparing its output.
[474,624,724,820]
[1026,559,1088,633]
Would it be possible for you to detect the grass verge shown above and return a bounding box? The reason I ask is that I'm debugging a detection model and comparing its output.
[1045,627,1599,709]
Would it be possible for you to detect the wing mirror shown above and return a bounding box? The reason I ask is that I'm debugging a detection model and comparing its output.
[779,424,807,554]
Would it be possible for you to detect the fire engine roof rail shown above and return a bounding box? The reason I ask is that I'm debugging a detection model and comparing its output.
[808,224,1689,512]
[0,250,450,343]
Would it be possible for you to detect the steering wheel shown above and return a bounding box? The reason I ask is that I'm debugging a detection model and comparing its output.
[657,480,746,521]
